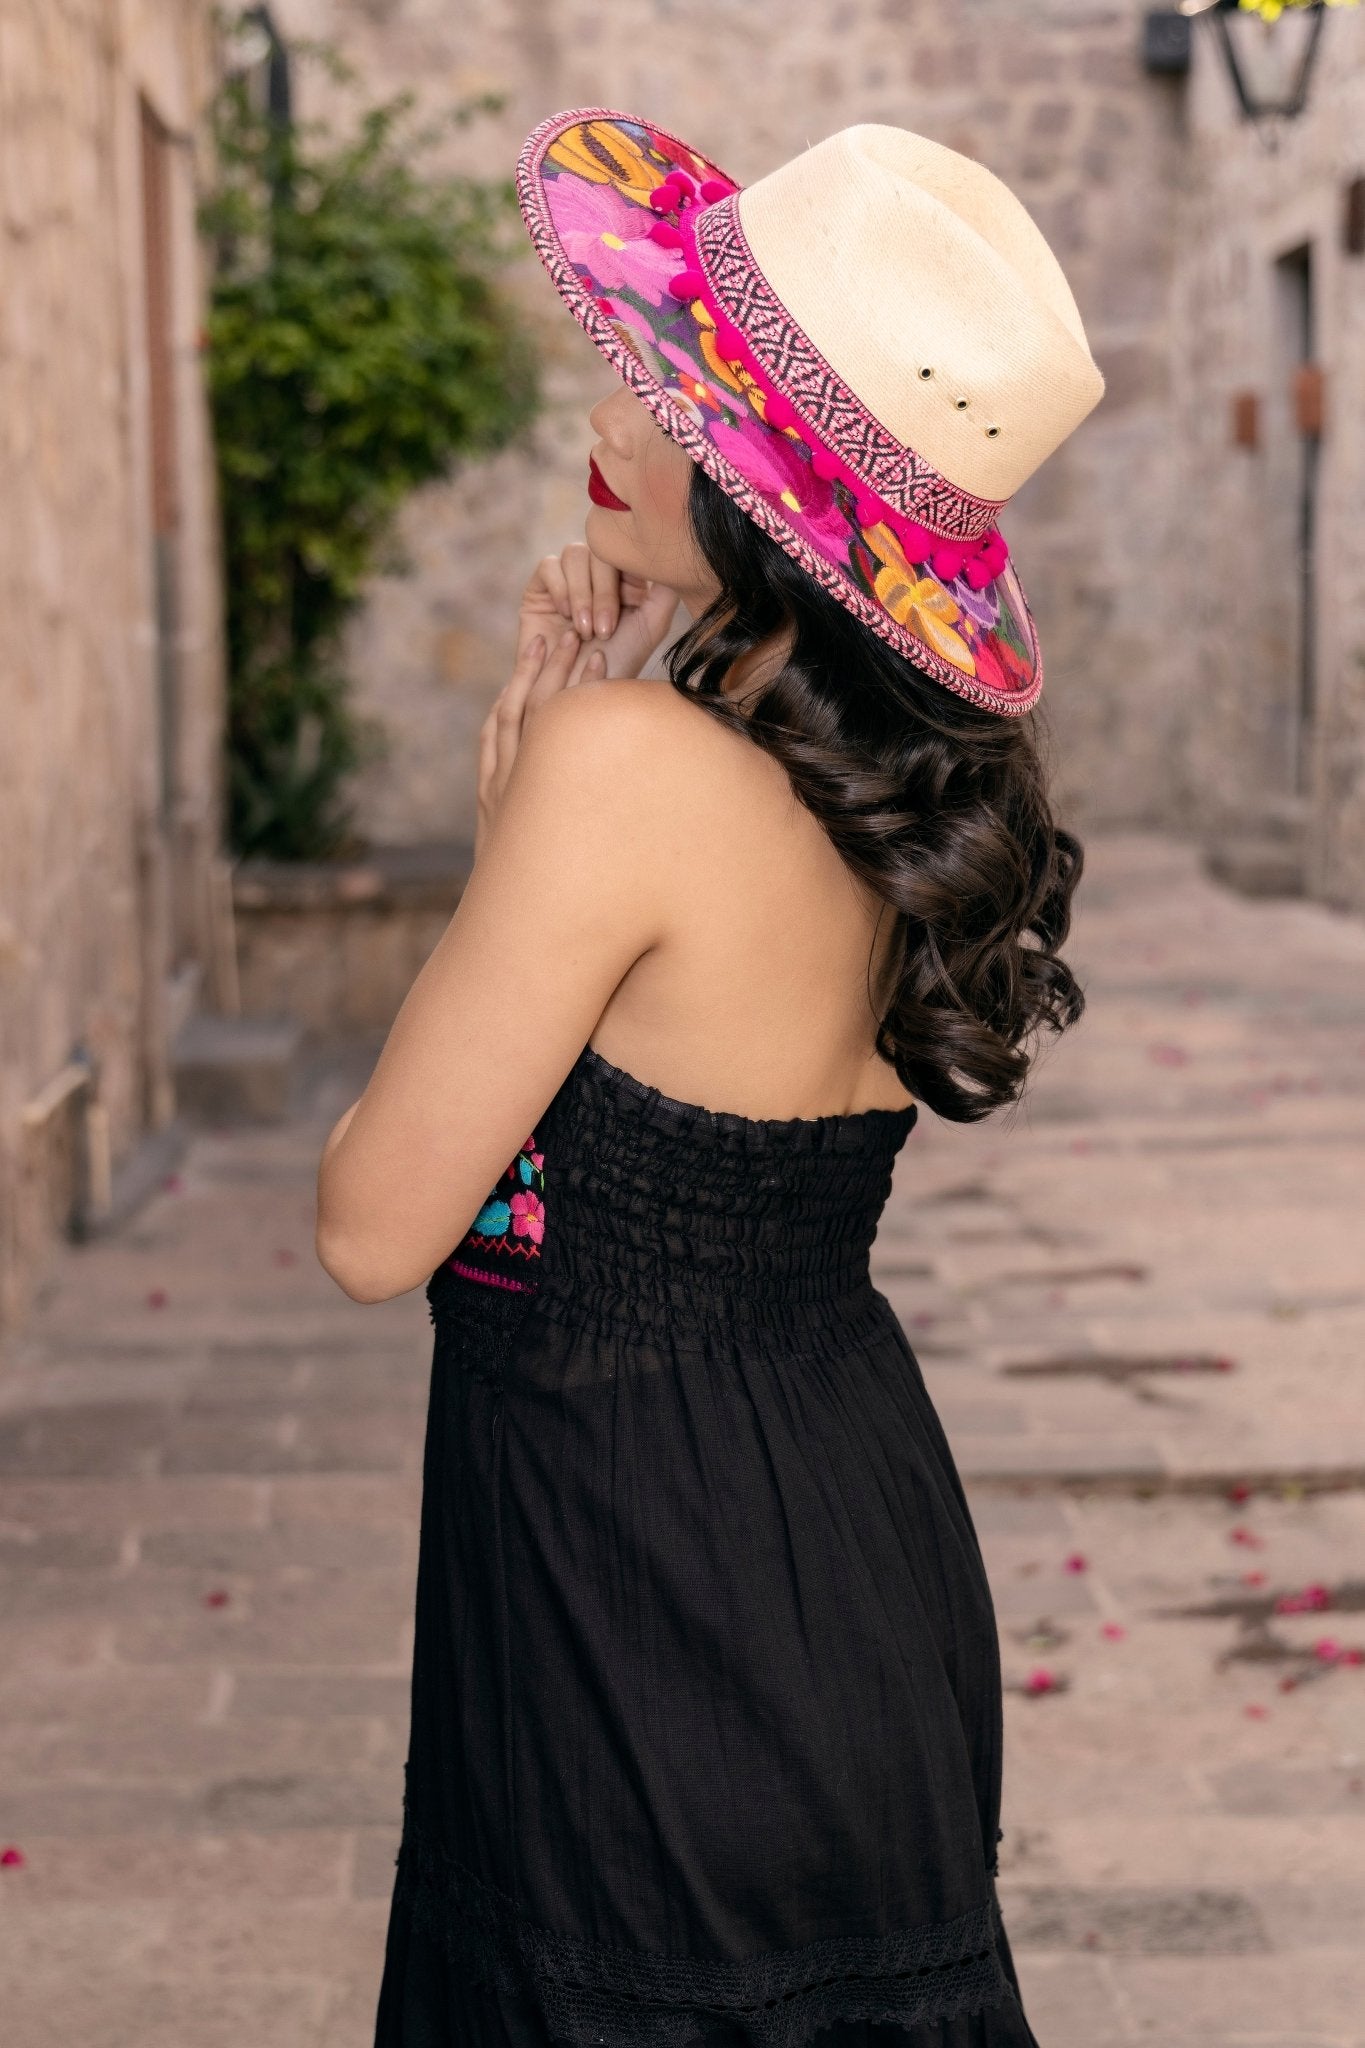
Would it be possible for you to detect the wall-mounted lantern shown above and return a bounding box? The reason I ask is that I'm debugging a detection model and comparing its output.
[226,5,293,128]
[1177,0,1330,123]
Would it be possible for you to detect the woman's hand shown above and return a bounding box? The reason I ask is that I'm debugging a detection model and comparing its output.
[519,543,680,684]
[475,627,603,861]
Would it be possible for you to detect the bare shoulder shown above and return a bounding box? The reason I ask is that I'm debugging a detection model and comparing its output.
[518,676,782,810]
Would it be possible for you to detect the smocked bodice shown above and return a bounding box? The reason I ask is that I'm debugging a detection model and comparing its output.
[428,1044,918,1354]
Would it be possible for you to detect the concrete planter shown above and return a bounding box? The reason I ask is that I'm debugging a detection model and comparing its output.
[231,842,472,1038]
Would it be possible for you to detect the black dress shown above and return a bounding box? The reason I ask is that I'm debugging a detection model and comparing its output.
[374,1043,1039,2048]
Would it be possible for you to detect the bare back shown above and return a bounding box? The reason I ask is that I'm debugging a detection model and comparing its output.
[588,681,913,1120]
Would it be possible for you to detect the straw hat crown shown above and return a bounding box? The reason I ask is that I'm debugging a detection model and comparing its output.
[738,125,1105,501]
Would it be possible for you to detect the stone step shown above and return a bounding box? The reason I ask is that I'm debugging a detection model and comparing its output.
[171,1013,306,1126]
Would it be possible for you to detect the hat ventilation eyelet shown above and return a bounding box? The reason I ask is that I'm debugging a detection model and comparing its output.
[985,424,1001,437]
[954,396,969,411]
[917,365,934,380]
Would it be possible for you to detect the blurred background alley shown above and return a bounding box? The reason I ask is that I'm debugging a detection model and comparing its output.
[3,3,1365,2043]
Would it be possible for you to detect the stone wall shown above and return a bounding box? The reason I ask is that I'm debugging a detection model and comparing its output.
[1172,7,1365,910]
[272,0,1189,849]
[0,0,227,1332]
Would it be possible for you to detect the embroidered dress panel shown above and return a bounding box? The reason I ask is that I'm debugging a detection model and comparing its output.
[373,1044,1040,2048]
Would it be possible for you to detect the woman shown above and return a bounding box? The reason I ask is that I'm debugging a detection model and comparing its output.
[318,111,1104,2048]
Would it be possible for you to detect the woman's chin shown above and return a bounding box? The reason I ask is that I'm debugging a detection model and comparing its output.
[584,503,635,559]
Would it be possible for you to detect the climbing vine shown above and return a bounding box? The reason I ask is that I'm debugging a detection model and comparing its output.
[201,43,539,858]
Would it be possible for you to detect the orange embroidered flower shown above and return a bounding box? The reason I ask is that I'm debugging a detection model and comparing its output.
[547,122,660,207]
[691,304,748,396]
[863,524,976,674]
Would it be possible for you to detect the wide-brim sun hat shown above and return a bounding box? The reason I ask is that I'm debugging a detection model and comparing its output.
[515,109,1106,716]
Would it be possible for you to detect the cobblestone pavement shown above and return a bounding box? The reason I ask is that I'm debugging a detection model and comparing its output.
[1,832,1363,2048]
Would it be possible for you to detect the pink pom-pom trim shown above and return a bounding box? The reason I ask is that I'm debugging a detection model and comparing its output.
[663,208,1010,586]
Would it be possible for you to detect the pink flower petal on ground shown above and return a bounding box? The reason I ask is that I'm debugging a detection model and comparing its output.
[1227,1482,1253,1503]
[203,1589,230,1610]
[1278,1674,1299,1692]
[1148,1043,1191,1067]
[1212,1356,1236,1373]
[1243,1703,1269,1720]
[1341,1649,1363,1667]
[1100,1622,1126,1641]
[1240,1570,1268,1587]
[1068,1138,1093,1155]
[1313,1638,1341,1663]
[1275,1582,1332,1615]
[1064,1553,1088,1574]
[1023,1667,1058,1695]
[0,1846,25,1867]
[146,1288,168,1309]
[1229,1526,1264,1548]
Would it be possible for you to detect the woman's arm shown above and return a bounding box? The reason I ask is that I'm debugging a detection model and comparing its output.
[314,676,676,1303]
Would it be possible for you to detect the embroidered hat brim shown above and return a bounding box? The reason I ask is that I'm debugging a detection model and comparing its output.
[516,108,1044,716]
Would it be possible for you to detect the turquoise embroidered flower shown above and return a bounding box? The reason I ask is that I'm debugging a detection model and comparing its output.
[473,1199,511,1236]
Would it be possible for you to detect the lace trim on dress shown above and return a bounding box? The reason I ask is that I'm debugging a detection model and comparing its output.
[393,1816,1018,2048]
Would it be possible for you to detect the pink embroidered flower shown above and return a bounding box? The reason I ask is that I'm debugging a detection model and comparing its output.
[556,179,679,304]
[0,1846,24,1868]
[1064,1553,1088,1574]
[1244,1703,1269,1720]
[709,418,850,555]
[1100,1622,1126,1641]
[509,1191,545,1244]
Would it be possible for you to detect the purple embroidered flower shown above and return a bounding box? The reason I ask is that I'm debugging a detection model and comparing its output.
[555,180,679,305]
[708,418,850,555]
[953,575,1003,631]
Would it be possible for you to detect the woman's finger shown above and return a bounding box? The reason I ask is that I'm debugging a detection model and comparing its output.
[530,554,573,621]
[496,634,546,766]
[588,551,620,641]
[527,626,585,710]
[562,542,596,640]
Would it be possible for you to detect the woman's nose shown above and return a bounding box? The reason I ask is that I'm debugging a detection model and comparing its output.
[589,389,634,453]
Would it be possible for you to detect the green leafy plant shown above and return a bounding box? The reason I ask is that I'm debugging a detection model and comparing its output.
[202,40,539,858]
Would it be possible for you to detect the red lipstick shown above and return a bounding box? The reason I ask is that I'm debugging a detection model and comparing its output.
[588,456,630,511]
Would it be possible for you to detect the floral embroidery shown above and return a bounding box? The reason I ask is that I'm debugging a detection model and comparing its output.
[447,1133,546,1290]
[510,1190,545,1242]
[520,112,1043,714]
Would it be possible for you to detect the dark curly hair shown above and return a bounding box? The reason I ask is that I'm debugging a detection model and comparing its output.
[665,465,1086,1124]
